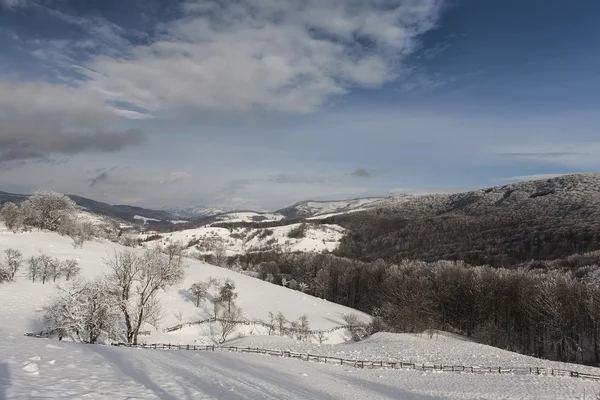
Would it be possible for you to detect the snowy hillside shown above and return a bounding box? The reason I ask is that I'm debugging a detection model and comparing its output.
[1,225,599,399]
[0,225,366,337]
[277,197,389,218]
[214,211,285,224]
[140,222,345,257]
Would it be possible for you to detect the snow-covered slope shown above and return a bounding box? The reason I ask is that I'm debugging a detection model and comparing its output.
[278,198,390,218]
[1,225,597,399]
[214,211,285,224]
[140,222,344,257]
[0,225,365,337]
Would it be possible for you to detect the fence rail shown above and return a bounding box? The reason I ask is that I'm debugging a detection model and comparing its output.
[102,341,600,382]
[164,317,351,335]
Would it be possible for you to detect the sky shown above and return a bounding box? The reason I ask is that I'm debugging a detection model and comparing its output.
[0,0,599,210]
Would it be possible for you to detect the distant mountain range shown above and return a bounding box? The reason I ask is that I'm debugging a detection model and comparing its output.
[163,206,231,219]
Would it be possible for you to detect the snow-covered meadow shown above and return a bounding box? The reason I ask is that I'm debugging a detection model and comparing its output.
[1,224,600,399]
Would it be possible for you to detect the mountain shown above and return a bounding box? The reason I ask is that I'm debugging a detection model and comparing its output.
[0,191,177,225]
[328,173,600,267]
[276,197,399,219]
[165,205,232,219]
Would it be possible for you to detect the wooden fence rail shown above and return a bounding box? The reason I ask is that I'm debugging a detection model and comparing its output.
[164,318,352,335]
[101,341,600,382]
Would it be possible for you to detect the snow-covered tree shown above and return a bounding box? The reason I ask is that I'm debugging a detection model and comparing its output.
[0,202,24,231]
[218,279,237,312]
[297,315,310,341]
[188,282,207,307]
[28,256,40,283]
[58,217,97,248]
[61,259,81,281]
[217,305,242,343]
[37,254,58,284]
[275,311,287,336]
[22,190,77,231]
[43,278,122,343]
[2,249,23,281]
[106,248,186,344]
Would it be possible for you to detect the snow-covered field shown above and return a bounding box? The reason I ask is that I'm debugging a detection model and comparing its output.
[1,225,600,399]
[140,222,345,257]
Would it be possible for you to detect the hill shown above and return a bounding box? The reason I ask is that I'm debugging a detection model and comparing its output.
[0,191,178,226]
[0,224,597,399]
[329,173,600,267]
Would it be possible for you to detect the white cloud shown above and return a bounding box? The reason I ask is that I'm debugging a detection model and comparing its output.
[81,0,442,116]
[159,171,193,185]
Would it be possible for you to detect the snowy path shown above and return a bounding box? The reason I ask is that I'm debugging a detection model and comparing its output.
[2,337,599,399]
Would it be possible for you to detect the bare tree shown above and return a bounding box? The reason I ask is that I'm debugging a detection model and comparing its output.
[297,315,310,341]
[38,255,57,284]
[106,248,185,344]
[28,256,40,283]
[275,312,287,336]
[3,249,23,281]
[104,250,140,343]
[218,279,237,312]
[50,258,62,283]
[267,312,276,335]
[59,217,96,248]
[61,259,81,281]
[316,330,326,344]
[343,313,368,341]
[189,282,207,307]
[218,305,242,343]
[213,243,228,267]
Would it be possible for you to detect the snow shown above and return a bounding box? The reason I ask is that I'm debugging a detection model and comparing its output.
[140,223,345,256]
[133,215,162,223]
[1,224,599,399]
[215,211,285,224]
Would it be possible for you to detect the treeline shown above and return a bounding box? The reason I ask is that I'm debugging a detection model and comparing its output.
[325,175,600,267]
[329,212,600,267]
[231,251,600,365]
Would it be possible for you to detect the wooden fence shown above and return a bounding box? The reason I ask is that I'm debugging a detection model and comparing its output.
[164,317,351,336]
[108,341,600,382]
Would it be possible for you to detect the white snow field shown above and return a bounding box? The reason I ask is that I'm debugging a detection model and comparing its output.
[140,222,345,257]
[1,225,600,399]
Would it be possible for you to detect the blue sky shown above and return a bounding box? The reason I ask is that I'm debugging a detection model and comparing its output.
[0,0,598,210]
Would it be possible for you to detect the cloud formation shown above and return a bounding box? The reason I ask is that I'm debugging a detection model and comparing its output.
[81,0,442,115]
[351,168,371,178]
[159,171,193,185]
[0,79,146,164]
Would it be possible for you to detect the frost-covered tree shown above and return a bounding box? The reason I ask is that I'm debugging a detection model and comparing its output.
[275,311,287,336]
[58,217,96,248]
[37,254,58,284]
[43,278,122,343]
[217,305,242,343]
[218,279,237,312]
[188,282,207,307]
[61,259,81,281]
[28,256,40,283]
[2,249,23,281]
[298,315,310,341]
[22,190,77,231]
[0,202,24,231]
[106,248,186,344]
